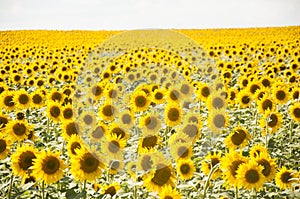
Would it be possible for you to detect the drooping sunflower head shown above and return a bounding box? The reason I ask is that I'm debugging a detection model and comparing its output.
[201,151,222,180]
[225,126,251,149]
[100,182,120,197]
[253,151,277,182]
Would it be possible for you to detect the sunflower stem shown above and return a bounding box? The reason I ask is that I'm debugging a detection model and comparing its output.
[235,186,239,199]
[41,181,45,199]
[8,173,14,199]
[202,163,219,199]
[133,185,137,199]
[83,180,87,199]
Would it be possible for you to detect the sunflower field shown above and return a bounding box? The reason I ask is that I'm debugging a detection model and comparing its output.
[0,27,300,199]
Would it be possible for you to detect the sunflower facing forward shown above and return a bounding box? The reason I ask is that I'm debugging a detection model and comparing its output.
[275,166,299,190]
[31,150,66,184]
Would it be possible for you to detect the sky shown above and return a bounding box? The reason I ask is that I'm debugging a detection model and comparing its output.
[0,0,299,30]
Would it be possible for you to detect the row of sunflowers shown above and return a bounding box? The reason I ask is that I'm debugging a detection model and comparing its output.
[0,27,299,198]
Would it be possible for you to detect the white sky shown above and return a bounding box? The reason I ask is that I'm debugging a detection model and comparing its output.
[0,0,299,30]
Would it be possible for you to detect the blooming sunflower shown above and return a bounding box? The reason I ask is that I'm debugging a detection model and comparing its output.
[165,103,182,127]
[31,150,66,184]
[159,185,182,199]
[138,133,160,153]
[61,120,81,139]
[224,126,251,149]
[66,134,85,156]
[130,90,151,112]
[207,108,228,133]
[201,151,222,180]
[275,166,299,190]
[207,90,227,110]
[139,114,161,134]
[0,135,10,160]
[118,109,134,129]
[109,122,129,140]
[196,83,211,102]
[61,104,74,120]
[102,133,126,159]
[100,182,120,197]
[11,145,38,177]
[5,120,32,143]
[176,158,195,181]
[236,160,266,191]
[46,101,62,123]
[79,110,97,128]
[88,123,107,142]
[170,142,193,161]
[237,89,252,108]
[98,102,117,121]
[0,90,15,111]
[0,113,9,129]
[289,102,300,123]
[260,110,283,134]
[257,94,274,114]
[70,148,106,182]
[30,90,45,108]
[220,150,249,188]
[253,151,277,182]
[167,88,182,103]
[137,150,158,173]
[108,159,124,174]
[249,144,269,158]
[13,89,31,109]
[272,84,290,105]
[151,88,166,104]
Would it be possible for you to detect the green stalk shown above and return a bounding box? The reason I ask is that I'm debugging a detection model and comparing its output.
[83,180,87,199]
[41,181,45,199]
[8,173,14,199]
[202,163,219,199]
[235,186,239,199]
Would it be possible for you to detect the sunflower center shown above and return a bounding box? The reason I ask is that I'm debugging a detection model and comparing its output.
[241,96,250,104]
[19,151,36,170]
[250,84,260,94]
[110,160,120,170]
[83,115,93,125]
[52,92,62,102]
[135,95,147,107]
[105,186,116,197]
[257,159,271,177]
[108,140,120,154]
[280,171,292,183]
[92,85,102,96]
[102,105,115,117]
[66,122,80,136]
[121,114,132,124]
[109,89,118,98]
[167,108,180,122]
[24,176,36,184]
[177,146,189,158]
[91,126,104,139]
[213,114,225,128]
[211,158,220,167]
[19,94,29,104]
[230,91,236,101]
[141,155,153,171]
[180,163,191,174]
[267,114,278,127]
[262,79,270,87]
[151,163,171,186]
[145,116,158,130]
[4,96,14,107]
[231,129,247,145]
[63,108,73,119]
[80,153,99,173]
[293,108,300,118]
[42,156,60,174]
[50,106,60,118]
[170,90,180,101]
[164,196,173,199]
[245,169,260,183]
[180,84,190,95]
[183,124,198,138]
[293,91,299,100]
[0,139,7,153]
[0,116,8,128]
[142,135,158,149]
[111,127,125,139]
[201,86,210,97]
[13,123,26,136]
[262,99,273,111]
[32,94,42,104]
[229,160,244,177]
[212,97,224,109]
[70,142,81,155]
[276,90,286,100]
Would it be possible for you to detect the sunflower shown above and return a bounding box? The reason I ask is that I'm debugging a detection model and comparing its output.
[61,120,81,139]
[1,90,15,111]
[176,158,195,181]
[126,161,138,180]
[109,122,129,140]
[100,182,120,197]
[108,159,124,174]
[138,150,158,173]
[179,81,194,99]
[170,142,193,161]
[207,91,227,110]
[66,134,85,156]
[118,109,134,129]
[159,185,182,199]
[257,94,275,114]
[139,114,161,134]
[30,90,45,108]
[46,101,62,123]
[289,102,300,123]
[130,90,151,112]
[21,174,36,185]
[275,166,299,190]
[99,102,117,121]
[196,83,211,102]
[79,110,97,128]
[290,87,300,100]
[260,110,283,134]
[48,89,64,103]
[11,145,38,177]
[0,136,10,160]
[249,144,269,159]
[237,89,252,108]
[236,160,266,191]
[61,104,74,120]
[152,88,166,104]
[226,87,237,106]
[102,134,126,159]
[138,134,160,153]
[88,123,107,142]
[201,151,222,180]
[220,150,249,188]
[224,126,251,149]
[253,151,277,182]
[272,84,290,105]
[167,88,182,103]
[5,120,32,143]
[70,148,106,182]
[208,108,228,133]
[13,89,31,109]
[31,150,66,184]
[180,122,200,143]
[143,159,176,192]
[260,76,273,88]
[0,113,9,129]
[90,82,105,100]
[165,103,182,127]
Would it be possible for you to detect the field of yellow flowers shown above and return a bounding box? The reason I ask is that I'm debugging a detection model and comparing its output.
[0,26,299,199]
